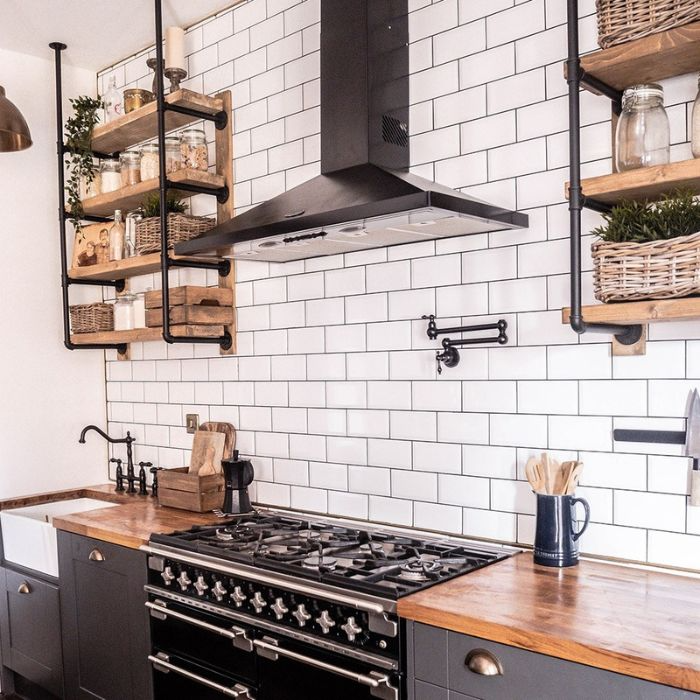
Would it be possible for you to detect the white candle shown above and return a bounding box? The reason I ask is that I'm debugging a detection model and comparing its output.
[165,26,185,71]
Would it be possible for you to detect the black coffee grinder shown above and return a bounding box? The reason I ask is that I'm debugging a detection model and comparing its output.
[222,450,255,515]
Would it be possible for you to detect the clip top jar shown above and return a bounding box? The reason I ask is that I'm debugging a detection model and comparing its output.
[615,83,670,172]
[180,128,208,171]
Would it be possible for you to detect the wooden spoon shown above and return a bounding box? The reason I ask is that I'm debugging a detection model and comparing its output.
[525,457,545,494]
[564,462,584,495]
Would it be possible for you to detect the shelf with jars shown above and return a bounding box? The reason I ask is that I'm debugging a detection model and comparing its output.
[51,16,235,362]
[561,3,700,356]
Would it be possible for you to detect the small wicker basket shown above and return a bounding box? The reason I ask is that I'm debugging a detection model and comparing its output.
[593,232,700,302]
[596,0,700,49]
[70,303,114,334]
[135,213,216,255]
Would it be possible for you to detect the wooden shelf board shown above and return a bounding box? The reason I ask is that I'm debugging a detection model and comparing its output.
[567,158,700,205]
[91,89,223,154]
[566,22,700,93]
[68,253,218,282]
[70,325,225,346]
[562,297,700,326]
[81,169,224,216]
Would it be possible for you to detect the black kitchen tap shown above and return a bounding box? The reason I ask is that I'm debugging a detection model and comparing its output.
[80,425,138,494]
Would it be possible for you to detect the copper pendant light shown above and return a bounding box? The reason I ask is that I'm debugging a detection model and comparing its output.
[0,85,32,152]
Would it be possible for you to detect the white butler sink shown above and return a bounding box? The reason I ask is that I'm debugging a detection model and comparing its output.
[1,498,119,576]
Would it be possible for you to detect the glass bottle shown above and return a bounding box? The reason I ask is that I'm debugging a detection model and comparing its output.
[125,210,142,258]
[103,76,123,123]
[100,158,121,193]
[109,210,125,262]
[615,84,670,172]
[180,128,208,170]
[692,75,700,158]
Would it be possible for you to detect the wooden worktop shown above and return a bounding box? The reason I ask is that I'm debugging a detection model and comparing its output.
[0,484,221,549]
[398,552,700,693]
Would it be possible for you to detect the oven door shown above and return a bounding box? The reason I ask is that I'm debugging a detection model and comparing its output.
[255,635,402,700]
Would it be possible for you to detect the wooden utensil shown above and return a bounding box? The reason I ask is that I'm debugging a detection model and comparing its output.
[550,457,567,495]
[525,457,545,494]
[563,462,584,495]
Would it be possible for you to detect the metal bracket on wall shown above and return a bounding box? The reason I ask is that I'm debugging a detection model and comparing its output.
[422,315,508,374]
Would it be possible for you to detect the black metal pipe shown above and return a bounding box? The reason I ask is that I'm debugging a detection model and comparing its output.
[168,258,231,275]
[165,178,229,204]
[68,277,125,291]
[164,102,228,130]
[62,144,117,160]
[565,0,642,345]
[62,211,112,223]
[579,71,623,115]
[51,42,126,354]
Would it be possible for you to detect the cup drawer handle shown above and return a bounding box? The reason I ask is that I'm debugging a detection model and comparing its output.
[465,648,504,677]
[17,582,31,595]
[88,549,106,562]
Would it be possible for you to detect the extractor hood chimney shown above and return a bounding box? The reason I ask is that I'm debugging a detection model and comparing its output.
[176,0,528,262]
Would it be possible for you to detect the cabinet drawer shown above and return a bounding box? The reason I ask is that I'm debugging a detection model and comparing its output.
[62,533,135,573]
[446,630,698,700]
[1,569,63,697]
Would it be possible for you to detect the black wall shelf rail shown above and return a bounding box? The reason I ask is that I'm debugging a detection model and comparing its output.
[566,0,643,348]
[50,0,234,356]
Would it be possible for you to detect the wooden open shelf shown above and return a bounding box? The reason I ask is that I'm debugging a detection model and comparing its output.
[81,169,224,217]
[567,158,700,205]
[562,297,700,325]
[68,252,216,282]
[91,89,224,154]
[71,325,226,346]
[566,21,700,93]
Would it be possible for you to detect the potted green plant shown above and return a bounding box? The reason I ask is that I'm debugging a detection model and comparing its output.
[592,190,700,302]
[64,95,102,235]
[134,192,215,255]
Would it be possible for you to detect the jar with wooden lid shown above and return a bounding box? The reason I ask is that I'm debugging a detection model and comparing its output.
[140,143,160,181]
[119,148,141,187]
[164,136,181,173]
[100,158,121,193]
[615,84,670,172]
[180,128,208,171]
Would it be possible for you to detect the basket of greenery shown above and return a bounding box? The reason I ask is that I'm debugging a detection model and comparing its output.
[135,192,216,255]
[592,190,700,302]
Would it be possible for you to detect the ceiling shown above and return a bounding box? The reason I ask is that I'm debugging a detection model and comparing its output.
[2,1,239,71]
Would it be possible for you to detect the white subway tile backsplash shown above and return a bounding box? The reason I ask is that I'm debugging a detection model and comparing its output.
[438,474,489,508]
[391,410,437,442]
[615,491,686,533]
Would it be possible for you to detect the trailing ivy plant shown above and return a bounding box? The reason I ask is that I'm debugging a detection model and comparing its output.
[64,95,102,238]
[594,190,700,244]
[141,192,187,218]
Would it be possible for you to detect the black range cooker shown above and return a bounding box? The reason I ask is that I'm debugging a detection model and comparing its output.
[143,511,513,700]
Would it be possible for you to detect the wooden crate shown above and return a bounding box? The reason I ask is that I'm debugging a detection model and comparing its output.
[145,285,234,328]
[158,467,225,513]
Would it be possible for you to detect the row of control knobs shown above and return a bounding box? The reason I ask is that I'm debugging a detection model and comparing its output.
[161,567,364,642]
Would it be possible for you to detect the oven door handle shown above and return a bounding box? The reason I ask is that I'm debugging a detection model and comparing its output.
[253,637,398,700]
[149,653,255,698]
[146,600,254,651]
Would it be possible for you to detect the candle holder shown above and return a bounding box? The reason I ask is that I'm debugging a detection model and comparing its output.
[146,57,164,96]
[165,67,187,94]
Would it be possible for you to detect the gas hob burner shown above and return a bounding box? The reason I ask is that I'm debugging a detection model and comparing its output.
[399,558,444,582]
[302,554,338,571]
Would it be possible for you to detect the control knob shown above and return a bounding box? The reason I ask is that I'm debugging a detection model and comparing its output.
[271,597,289,620]
[251,591,268,614]
[177,570,192,591]
[292,604,312,628]
[212,581,228,602]
[230,586,247,607]
[341,616,363,642]
[160,566,175,586]
[316,610,336,635]
[194,575,209,596]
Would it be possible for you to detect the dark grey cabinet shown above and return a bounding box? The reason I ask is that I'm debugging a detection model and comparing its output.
[57,531,152,700]
[0,567,64,697]
[407,622,699,700]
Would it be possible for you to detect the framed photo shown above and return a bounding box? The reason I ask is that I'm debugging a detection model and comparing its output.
[72,222,111,268]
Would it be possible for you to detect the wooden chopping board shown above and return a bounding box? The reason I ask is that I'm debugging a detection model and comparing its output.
[189,430,226,475]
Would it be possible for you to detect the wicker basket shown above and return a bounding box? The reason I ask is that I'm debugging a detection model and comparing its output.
[70,303,114,334]
[596,0,700,49]
[593,232,700,302]
[135,213,215,255]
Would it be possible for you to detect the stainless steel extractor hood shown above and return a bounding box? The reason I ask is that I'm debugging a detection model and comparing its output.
[176,0,528,262]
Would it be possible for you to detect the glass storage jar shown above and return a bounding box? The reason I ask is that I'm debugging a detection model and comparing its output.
[615,84,670,172]
[100,158,122,193]
[164,136,181,173]
[113,294,135,331]
[119,148,141,187]
[180,128,208,171]
[79,160,101,199]
[140,143,160,180]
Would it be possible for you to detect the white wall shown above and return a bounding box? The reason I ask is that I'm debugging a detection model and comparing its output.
[100,0,700,572]
[0,48,107,498]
